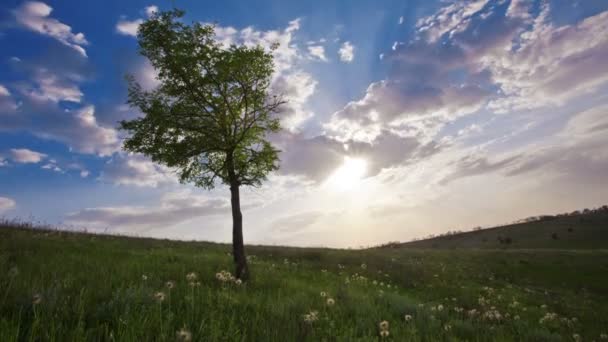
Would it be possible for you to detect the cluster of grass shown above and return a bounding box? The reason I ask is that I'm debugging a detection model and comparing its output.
[1,226,607,341]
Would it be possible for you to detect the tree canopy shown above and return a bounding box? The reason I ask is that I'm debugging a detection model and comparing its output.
[121,9,284,190]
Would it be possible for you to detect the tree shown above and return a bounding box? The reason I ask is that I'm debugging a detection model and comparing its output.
[120,10,284,280]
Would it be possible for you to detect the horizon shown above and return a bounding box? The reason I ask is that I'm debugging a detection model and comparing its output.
[1,0,608,248]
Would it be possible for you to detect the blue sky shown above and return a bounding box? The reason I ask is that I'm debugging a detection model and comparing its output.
[1,0,608,247]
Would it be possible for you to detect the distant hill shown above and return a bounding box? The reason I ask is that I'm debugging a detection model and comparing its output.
[384,208,608,249]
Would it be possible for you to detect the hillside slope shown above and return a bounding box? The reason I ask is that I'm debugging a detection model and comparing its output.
[390,211,608,249]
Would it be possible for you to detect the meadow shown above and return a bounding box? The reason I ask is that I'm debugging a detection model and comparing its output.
[1,221,607,341]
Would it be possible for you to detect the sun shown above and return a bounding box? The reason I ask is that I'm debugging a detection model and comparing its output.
[324,156,368,191]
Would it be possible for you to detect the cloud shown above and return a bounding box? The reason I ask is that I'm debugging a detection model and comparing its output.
[416,0,489,43]
[144,5,158,17]
[275,130,441,182]
[272,71,317,131]
[440,104,608,186]
[307,45,328,62]
[0,84,18,112]
[116,19,143,37]
[486,6,608,112]
[9,148,47,163]
[22,68,83,103]
[115,5,159,37]
[13,1,88,57]
[270,211,324,233]
[0,102,120,156]
[65,190,229,231]
[0,85,10,97]
[338,41,354,62]
[99,154,176,187]
[0,196,16,213]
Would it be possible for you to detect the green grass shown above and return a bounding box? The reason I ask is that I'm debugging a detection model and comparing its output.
[1,226,608,341]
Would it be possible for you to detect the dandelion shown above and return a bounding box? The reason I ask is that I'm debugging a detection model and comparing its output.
[326,298,335,306]
[303,310,319,324]
[142,274,148,281]
[8,266,19,278]
[361,263,367,270]
[444,324,452,332]
[166,281,175,289]
[176,327,192,341]
[154,291,166,302]
[186,272,197,281]
[379,321,389,330]
[404,314,413,322]
[320,291,327,298]
[32,293,42,305]
[437,304,444,311]
[235,279,243,286]
[380,330,390,338]
[572,333,581,342]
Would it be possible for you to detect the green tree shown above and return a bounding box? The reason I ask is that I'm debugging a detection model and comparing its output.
[120,10,284,280]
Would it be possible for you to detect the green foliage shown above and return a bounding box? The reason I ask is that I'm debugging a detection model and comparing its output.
[1,226,607,341]
[120,9,284,189]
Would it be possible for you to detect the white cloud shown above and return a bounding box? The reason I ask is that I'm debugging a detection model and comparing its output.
[116,19,143,37]
[486,7,608,112]
[99,154,176,187]
[416,0,489,43]
[0,85,10,96]
[13,1,89,57]
[0,196,16,213]
[24,68,83,103]
[10,148,47,163]
[65,190,229,231]
[272,71,317,131]
[145,5,158,17]
[116,5,158,37]
[307,45,328,62]
[338,41,354,62]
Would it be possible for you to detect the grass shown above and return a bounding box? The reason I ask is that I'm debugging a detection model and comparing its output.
[1,224,608,341]
[395,211,608,249]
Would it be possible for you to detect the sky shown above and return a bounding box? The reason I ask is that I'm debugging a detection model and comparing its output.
[1,0,607,248]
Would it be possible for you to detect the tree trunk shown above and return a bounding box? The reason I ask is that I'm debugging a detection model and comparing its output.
[230,181,249,280]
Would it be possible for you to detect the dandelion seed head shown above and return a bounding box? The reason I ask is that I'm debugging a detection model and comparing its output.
[326,298,335,306]
[176,327,192,341]
[379,320,389,330]
[32,293,42,305]
[166,281,175,289]
[154,291,166,302]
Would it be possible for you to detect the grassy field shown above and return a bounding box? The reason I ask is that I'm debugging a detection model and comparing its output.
[395,211,608,250]
[1,222,608,341]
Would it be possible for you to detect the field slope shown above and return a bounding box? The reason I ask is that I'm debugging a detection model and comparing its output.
[390,211,608,249]
[1,222,608,341]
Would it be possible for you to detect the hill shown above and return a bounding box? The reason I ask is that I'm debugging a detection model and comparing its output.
[1,221,608,341]
[386,209,608,250]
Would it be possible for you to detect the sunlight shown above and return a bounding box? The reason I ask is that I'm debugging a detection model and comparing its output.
[324,156,368,192]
